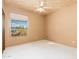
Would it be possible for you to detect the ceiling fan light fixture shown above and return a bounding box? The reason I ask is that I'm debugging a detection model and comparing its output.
[36,7,46,12]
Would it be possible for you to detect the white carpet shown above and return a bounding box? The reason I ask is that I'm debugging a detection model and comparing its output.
[3,40,77,59]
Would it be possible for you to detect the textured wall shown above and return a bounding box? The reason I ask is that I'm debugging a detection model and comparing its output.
[4,6,45,47]
[46,4,77,47]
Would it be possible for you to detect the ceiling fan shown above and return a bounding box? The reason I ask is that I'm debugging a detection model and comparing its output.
[35,0,52,12]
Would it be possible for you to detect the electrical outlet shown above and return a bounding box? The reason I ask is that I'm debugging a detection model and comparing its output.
[72,40,75,44]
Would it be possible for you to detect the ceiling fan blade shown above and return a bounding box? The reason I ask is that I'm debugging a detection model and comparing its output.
[34,1,44,9]
[40,1,44,7]
[43,7,52,9]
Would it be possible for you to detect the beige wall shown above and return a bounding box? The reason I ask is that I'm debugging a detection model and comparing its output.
[4,6,45,47]
[46,4,77,47]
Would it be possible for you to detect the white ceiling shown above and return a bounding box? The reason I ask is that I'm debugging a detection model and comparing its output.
[4,0,76,15]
